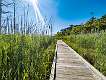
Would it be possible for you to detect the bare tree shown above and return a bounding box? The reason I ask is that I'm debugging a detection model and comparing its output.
[0,0,2,34]
[13,2,16,34]
[0,0,13,34]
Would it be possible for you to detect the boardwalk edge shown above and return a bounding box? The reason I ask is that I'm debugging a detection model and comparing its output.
[62,41,106,80]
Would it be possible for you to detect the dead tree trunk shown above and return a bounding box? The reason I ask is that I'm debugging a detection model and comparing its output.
[0,0,2,34]
[13,2,16,34]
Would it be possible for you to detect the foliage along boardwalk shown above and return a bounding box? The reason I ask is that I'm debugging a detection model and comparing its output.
[50,40,106,80]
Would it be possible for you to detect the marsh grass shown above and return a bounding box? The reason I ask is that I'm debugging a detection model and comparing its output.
[0,34,55,80]
[62,32,106,76]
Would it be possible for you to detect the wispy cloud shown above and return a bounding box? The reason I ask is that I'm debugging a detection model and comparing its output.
[39,0,58,19]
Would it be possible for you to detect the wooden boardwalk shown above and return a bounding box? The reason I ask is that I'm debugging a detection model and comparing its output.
[50,40,106,80]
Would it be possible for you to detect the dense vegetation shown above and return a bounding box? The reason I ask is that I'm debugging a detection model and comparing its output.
[0,35,55,80]
[57,15,106,35]
[56,15,106,76]
[0,0,54,80]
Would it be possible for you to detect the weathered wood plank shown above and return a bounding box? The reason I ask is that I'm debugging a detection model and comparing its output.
[55,40,106,80]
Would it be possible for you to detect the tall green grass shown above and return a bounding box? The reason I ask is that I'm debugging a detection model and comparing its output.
[62,32,106,76]
[0,34,55,80]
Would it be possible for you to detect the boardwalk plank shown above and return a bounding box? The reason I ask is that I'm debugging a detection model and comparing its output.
[55,40,106,80]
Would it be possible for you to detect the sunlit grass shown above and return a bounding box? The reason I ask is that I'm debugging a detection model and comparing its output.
[62,32,106,76]
[0,34,55,80]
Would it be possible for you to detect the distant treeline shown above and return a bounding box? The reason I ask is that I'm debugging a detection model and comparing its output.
[57,14,106,36]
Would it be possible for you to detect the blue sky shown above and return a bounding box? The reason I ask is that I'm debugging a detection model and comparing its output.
[7,0,106,34]
[39,0,106,33]
[56,0,106,20]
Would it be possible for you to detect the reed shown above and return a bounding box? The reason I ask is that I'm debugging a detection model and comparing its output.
[0,34,55,80]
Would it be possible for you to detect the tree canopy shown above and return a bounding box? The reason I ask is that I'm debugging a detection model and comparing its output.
[57,15,106,36]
